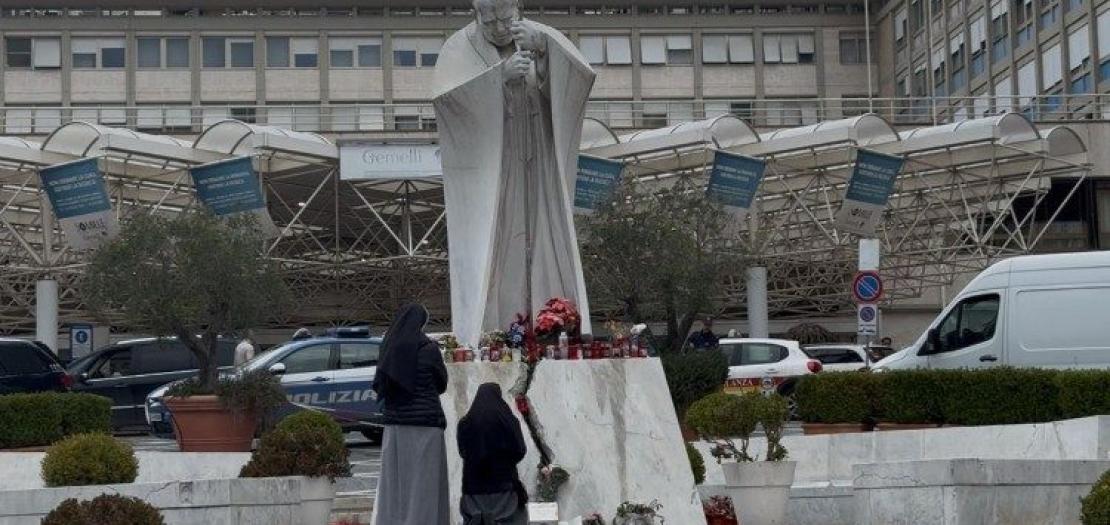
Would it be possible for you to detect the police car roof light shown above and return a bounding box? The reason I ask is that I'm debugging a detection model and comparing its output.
[325,326,372,338]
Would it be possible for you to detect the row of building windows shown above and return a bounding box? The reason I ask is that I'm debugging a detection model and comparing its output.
[4,31,876,71]
[895,7,1110,97]
[3,36,439,70]
[0,4,867,18]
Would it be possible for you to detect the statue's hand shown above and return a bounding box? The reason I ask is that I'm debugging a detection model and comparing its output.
[502,50,532,84]
[511,21,547,55]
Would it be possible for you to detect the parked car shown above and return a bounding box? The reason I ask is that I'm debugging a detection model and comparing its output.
[0,339,70,394]
[66,338,237,430]
[875,251,1110,371]
[717,338,823,409]
[802,344,873,372]
[146,329,385,443]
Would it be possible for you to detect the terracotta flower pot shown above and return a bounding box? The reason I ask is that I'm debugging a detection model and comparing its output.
[164,395,257,452]
[801,422,873,435]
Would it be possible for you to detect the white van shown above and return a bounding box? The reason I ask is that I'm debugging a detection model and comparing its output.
[875,251,1110,370]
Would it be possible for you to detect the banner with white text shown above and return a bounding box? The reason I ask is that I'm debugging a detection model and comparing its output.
[834,149,905,236]
[706,150,766,219]
[189,156,277,236]
[38,158,119,251]
[574,155,624,214]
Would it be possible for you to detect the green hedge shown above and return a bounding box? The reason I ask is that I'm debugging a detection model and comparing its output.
[795,368,1110,426]
[0,393,111,449]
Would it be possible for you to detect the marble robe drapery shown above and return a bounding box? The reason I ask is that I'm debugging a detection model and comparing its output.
[432,21,595,347]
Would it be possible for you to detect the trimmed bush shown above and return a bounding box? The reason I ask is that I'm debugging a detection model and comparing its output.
[1056,371,1110,420]
[0,393,110,449]
[662,350,729,420]
[1081,469,1110,525]
[686,442,705,485]
[876,370,951,424]
[939,368,1059,425]
[239,410,350,481]
[41,433,138,487]
[795,372,879,423]
[42,494,164,525]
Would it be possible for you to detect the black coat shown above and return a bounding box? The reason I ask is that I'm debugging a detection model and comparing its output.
[379,339,448,428]
[457,383,528,497]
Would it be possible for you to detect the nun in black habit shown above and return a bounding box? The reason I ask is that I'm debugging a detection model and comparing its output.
[457,382,530,525]
[372,304,450,525]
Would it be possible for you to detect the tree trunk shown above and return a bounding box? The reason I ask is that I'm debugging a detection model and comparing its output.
[177,328,217,391]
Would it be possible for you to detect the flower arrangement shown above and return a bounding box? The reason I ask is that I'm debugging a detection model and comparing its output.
[605,319,629,339]
[615,500,664,524]
[702,495,738,524]
[481,330,509,347]
[535,297,580,338]
[439,334,461,350]
[507,314,529,349]
[536,464,570,502]
[581,513,605,525]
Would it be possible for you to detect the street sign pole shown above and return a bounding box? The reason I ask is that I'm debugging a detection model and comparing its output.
[857,239,881,367]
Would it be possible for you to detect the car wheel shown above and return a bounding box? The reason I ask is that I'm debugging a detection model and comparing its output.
[361,427,383,445]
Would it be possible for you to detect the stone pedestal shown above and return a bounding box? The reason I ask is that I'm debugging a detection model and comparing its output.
[527,359,705,525]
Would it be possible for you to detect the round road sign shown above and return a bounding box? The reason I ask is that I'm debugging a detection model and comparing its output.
[852,271,883,303]
[859,305,877,322]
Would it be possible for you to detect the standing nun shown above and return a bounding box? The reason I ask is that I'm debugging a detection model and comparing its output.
[457,382,529,525]
[372,304,450,524]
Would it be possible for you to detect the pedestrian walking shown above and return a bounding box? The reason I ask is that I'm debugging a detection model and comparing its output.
[457,382,529,525]
[233,330,256,366]
[372,304,450,525]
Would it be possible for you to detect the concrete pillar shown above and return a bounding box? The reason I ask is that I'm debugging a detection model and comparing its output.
[36,279,58,353]
[746,266,769,338]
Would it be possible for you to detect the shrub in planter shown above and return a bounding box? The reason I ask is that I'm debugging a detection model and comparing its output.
[42,494,164,525]
[876,370,950,424]
[685,392,757,462]
[1081,469,1110,525]
[795,372,878,424]
[757,394,791,461]
[41,433,138,487]
[939,368,1060,425]
[0,393,110,448]
[239,410,351,481]
[1056,371,1110,420]
[686,441,705,484]
[661,350,729,420]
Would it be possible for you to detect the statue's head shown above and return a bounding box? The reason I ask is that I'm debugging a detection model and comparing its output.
[473,0,521,47]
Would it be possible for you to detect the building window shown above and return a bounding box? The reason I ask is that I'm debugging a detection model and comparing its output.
[71,37,126,69]
[1065,0,1082,12]
[1099,10,1110,81]
[4,37,61,69]
[763,99,818,126]
[991,0,1010,64]
[1070,72,1091,93]
[136,105,193,131]
[1017,61,1036,111]
[329,37,382,68]
[266,37,318,68]
[393,105,436,131]
[910,0,925,32]
[266,105,322,131]
[762,33,815,64]
[392,36,444,67]
[640,35,693,65]
[202,37,254,68]
[578,35,632,65]
[702,34,754,64]
[970,16,987,77]
[586,101,634,128]
[1068,24,1090,73]
[994,75,1013,113]
[137,37,190,68]
[1040,3,1059,28]
[1042,43,1062,88]
[3,106,61,134]
[839,32,872,64]
[895,8,908,47]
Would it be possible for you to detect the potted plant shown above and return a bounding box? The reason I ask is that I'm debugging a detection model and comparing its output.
[686,392,797,525]
[83,213,291,452]
[614,500,663,525]
[702,495,738,525]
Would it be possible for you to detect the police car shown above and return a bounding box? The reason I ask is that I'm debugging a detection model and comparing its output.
[146,327,384,443]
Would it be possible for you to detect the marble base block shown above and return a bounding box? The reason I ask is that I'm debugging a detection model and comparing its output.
[526,359,706,525]
[853,459,1110,525]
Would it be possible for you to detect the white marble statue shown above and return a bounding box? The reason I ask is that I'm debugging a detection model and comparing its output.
[432,0,595,346]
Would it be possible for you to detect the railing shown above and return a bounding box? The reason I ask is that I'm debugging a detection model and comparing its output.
[1,95,1108,136]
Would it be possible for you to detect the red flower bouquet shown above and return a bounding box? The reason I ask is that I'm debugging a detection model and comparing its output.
[534,297,580,339]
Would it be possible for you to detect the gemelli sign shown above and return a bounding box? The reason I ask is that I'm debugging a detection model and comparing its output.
[339,143,443,180]
[38,158,119,250]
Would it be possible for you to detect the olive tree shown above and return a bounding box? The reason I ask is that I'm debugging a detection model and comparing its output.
[83,212,291,390]
[579,177,746,352]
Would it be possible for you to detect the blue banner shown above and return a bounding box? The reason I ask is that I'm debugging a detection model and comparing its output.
[574,155,624,211]
[189,157,266,216]
[39,158,112,220]
[707,150,766,210]
[843,149,904,207]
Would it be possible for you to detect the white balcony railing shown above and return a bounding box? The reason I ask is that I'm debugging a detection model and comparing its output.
[1,95,1108,136]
